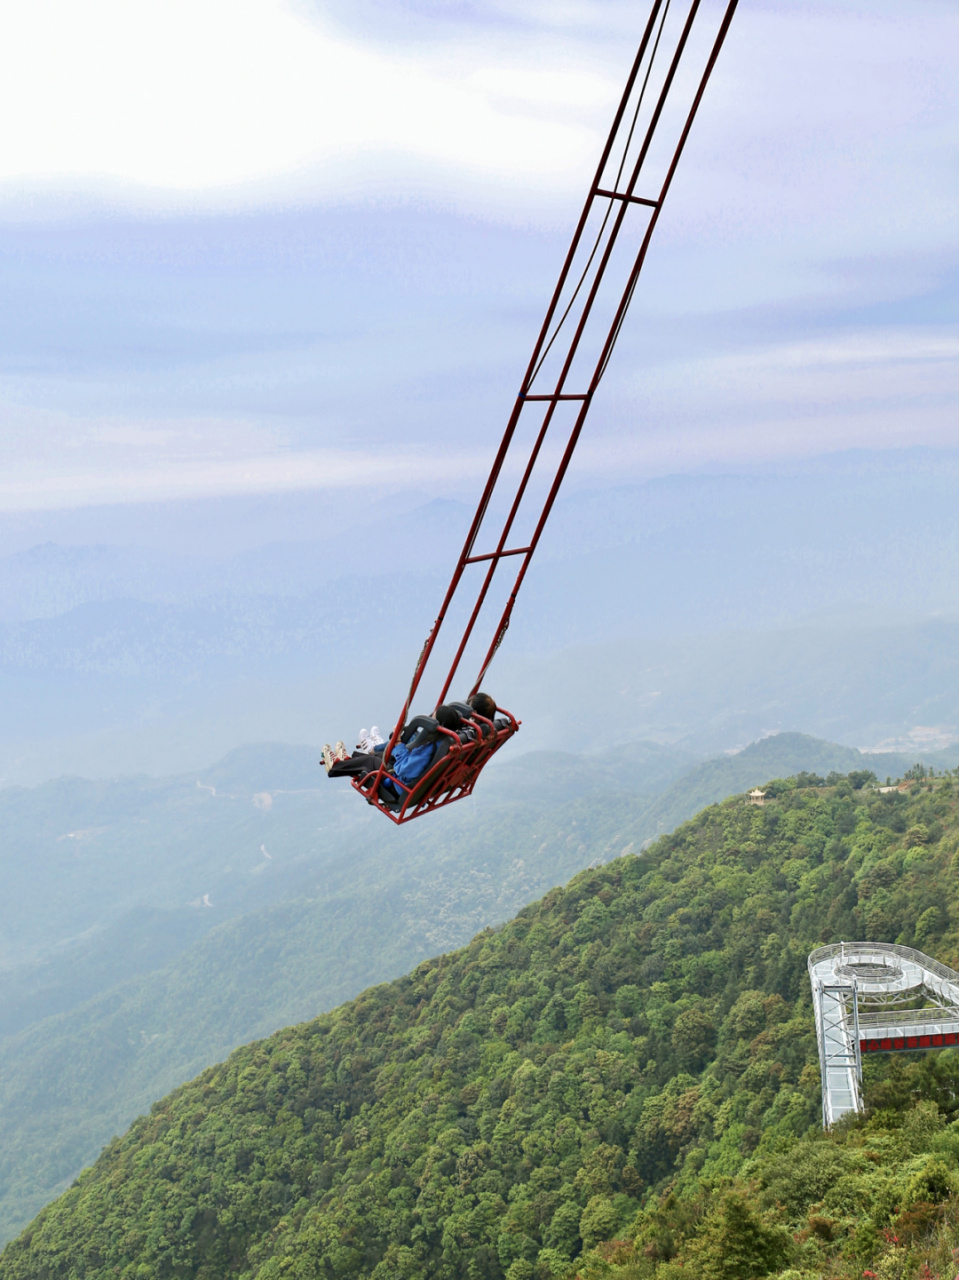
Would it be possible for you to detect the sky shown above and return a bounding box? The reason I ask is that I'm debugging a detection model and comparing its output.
[0,0,957,524]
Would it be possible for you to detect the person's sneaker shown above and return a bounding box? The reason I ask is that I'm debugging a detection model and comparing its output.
[356,728,369,750]
[369,725,385,747]
[334,741,349,761]
[321,744,335,775]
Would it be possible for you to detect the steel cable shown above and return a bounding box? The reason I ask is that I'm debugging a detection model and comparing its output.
[528,0,673,388]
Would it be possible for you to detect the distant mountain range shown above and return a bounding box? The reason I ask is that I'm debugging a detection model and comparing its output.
[2,449,959,783]
[4,451,959,632]
[1,455,957,783]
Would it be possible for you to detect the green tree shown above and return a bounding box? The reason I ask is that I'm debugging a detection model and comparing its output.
[671,1007,716,1070]
[579,1197,620,1251]
[690,1190,793,1280]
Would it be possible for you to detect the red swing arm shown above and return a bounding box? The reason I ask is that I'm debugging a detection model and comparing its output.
[354,0,740,822]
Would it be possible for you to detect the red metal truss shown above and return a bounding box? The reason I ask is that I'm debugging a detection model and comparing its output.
[355,0,740,822]
[861,1032,959,1053]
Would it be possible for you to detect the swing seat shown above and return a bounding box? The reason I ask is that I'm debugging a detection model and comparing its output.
[351,708,520,824]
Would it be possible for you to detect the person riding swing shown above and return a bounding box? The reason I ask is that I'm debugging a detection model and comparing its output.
[322,704,467,799]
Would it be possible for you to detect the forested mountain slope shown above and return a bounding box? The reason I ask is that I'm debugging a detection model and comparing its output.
[4,769,959,1278]
[0,791,635,1244]
[3,732,932,1245]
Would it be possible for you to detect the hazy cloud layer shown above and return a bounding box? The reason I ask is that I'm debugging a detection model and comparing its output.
[0,0,956,512]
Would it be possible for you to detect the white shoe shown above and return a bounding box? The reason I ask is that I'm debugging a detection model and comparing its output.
[334,741,349,761]
[357,726,384,753]
[321,744,335,775]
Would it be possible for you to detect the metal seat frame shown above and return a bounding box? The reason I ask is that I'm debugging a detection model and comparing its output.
[352,710,519,823]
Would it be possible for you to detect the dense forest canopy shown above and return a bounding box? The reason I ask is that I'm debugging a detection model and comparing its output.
[3,733,925,1245]
[3,769,959,1279]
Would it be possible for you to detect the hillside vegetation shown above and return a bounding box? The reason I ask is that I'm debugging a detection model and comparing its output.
[3,733,930,1245]
[4,767,959,1278]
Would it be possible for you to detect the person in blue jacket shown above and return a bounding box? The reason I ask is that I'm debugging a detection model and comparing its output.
[322,705,465,795]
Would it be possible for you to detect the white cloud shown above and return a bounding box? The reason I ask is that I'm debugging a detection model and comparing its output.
[1,0,958,513]
[570,325,959,478]
[0,0,953,264]
[0,402,490,509]
[0,0,955,260]
[0,444,489,510]
[651,328,959,414]
[0,0,610,206]
[5,323,958,511]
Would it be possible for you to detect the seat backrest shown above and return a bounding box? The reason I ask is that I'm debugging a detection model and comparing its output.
[401,715,438,748]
